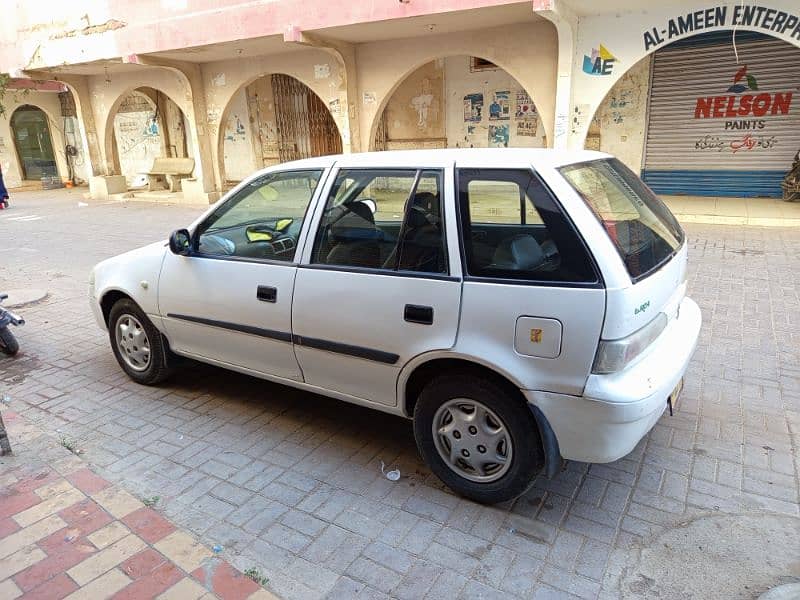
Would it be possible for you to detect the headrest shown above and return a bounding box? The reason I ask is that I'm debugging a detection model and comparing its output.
[405,192,438,229]
[492,234,544,271]
[330,201,378,241]
[411,191,437,213]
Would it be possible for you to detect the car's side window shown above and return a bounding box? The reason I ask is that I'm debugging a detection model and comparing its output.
[195,170,322,261]
[457,168,597,283]
[310,169,447,274]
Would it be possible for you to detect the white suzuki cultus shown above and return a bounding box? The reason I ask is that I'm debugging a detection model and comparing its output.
[91,149,701,503]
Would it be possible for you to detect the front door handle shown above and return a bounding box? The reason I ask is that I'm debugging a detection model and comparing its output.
[404,304,433,325]
[257,286,277,303]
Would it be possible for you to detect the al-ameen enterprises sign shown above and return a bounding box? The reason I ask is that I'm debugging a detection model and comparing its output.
[643,5,800,51]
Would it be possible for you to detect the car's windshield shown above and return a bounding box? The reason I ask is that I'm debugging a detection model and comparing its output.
[207,172,319,232]
[559,158,684,281]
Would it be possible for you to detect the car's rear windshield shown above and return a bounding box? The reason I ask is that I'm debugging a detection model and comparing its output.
[558,158,684,281]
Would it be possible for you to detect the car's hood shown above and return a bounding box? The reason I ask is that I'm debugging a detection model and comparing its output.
[93,240,168,275]
[91,241,169,318]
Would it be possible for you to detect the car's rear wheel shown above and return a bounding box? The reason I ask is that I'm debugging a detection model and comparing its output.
[413,373,543,504]
[108,298,172,385]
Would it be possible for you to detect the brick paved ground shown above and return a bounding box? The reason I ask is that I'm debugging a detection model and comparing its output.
[0,409,277,599]
[1,189,799,599]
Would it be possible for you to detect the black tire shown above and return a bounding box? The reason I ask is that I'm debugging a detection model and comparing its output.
[413,373,543,504]
[0,327,19,356]
[108,298,172,385]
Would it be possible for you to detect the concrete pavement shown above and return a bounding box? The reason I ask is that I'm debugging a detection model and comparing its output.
[1,188,798,599]
[0,409,278,599]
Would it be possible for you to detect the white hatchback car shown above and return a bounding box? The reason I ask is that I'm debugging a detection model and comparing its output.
[91,149,701,503]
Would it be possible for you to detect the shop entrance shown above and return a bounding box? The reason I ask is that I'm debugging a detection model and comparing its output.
[220,74,342,185]
[11,105,57,181]
[271,74,342,163]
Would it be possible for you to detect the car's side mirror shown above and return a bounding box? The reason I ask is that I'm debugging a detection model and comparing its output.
[169,229,192,256]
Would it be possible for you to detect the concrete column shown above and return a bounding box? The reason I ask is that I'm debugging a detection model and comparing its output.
[51,75,105,176]
[533,0,578,150]
[284,28,360,153]
[335,42,362,154]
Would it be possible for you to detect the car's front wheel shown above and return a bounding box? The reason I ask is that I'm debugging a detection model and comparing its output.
[108,298,172,385]
[413,373,543,504]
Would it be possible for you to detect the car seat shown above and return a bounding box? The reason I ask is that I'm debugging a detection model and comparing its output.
[325,201,382,268]
[490,234,546,271]
[384,192,444,273]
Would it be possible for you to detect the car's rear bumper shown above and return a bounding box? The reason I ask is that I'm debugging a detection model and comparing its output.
[524,296,701,463]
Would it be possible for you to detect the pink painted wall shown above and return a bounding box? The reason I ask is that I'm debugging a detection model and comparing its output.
[0,0,525,73]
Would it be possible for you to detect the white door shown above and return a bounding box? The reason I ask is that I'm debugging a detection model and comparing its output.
[454,167,606,396]
[158,168,325,381]
[292,167,462,406]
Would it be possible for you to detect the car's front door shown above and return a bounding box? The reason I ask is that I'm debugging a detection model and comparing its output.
[158,169,325,381]
[292,166,462,406]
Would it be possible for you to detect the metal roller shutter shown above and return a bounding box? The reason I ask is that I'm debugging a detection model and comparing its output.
[642,35,800,197]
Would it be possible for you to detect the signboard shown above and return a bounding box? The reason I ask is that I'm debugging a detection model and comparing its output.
[643,5,800,51]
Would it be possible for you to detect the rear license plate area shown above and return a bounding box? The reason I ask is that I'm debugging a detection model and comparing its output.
[667,378,683,415]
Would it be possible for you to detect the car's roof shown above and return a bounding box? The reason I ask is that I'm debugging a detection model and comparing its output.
[270,148,610,172]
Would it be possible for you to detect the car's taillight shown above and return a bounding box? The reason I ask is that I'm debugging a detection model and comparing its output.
[592,313,668,374]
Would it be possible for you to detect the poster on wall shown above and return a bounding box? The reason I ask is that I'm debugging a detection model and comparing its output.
[488,124,509,147]
[516,120,538,137]
[463,93,483,122]
[489,91,510,121]
[515,90,537,120]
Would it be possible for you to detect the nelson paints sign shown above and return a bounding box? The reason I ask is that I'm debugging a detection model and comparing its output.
[692,65,791,153]
[694,65,793,124]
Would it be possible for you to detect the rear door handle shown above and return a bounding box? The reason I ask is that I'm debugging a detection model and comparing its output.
[404,304,433,325]
[257,286,277,303]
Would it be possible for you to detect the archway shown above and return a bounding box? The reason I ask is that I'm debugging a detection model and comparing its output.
[10,105,58,181]
[587,30,800,197]
[107,87,191,186]
[370,56,544,152]
[219,74,342,186]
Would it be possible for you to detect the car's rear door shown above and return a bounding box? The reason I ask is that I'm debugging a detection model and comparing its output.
[291,162,462,406]
[455,163,606,396]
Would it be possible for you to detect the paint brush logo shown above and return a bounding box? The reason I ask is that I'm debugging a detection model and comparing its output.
[727,65,758,94]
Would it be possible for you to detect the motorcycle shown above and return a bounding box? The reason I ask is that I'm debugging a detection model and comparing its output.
[0,294,24,356]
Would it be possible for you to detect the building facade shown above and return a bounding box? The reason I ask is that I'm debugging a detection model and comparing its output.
[0,0,798,199]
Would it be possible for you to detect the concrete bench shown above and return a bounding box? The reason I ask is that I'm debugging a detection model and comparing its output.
[146,157,195,192]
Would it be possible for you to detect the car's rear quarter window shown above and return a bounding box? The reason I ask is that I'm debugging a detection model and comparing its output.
[457,168,598,285]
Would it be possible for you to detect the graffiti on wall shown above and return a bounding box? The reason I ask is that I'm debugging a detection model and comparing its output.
[114,110,163,182]
[609,90,633,123]
[224,114,247,142]
[410,93,434,127]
